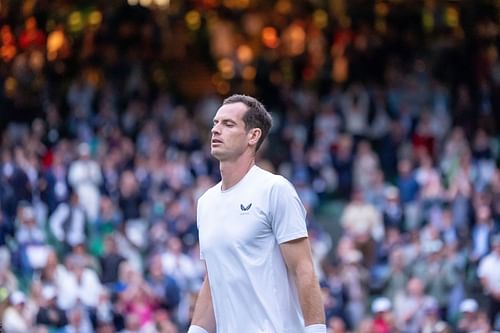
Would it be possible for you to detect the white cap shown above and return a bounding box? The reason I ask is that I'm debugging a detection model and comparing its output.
[344,250,363,264]
[372,297,391,313]
[10,291,26,305]
[385,186,399,199]
[460,299,478,313]
[78,142,90,156]
[42,285,57,300]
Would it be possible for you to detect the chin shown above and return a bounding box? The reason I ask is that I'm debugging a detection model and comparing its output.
[210,149,223,160]
[211,150,233,162]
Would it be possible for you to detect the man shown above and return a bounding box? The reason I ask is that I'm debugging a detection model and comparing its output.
[477,234,500,328]
[189,95,326,333]
[35,285,68,329]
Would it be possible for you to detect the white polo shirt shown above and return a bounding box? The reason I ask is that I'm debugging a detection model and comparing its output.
[197,165,308,333]
[478,252,500,294]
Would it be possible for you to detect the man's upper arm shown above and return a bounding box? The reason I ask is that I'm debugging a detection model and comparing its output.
[280,237,314,274]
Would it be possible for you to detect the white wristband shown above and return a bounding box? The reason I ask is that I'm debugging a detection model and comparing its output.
[187,325,209,333]
[305,324,327,333]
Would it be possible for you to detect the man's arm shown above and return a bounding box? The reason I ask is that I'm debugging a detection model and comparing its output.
[280,237,325,328]
[190,274,216,333]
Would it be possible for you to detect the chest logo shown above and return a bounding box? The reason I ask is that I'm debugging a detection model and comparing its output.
[240,203,252,211]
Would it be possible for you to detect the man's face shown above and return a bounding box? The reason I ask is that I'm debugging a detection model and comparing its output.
[211,102,254,161]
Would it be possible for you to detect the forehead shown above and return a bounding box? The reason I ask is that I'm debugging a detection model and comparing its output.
[214,102,248,122]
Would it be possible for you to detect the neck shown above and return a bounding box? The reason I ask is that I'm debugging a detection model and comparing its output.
[219,154,255,191]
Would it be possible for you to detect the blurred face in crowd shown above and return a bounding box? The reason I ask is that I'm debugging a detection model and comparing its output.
[328,317,346,333]
[493,241,500,255]
[149,255,164,280]
[96,322,116,333]
[407,277,424,297]
[211,102,261,162]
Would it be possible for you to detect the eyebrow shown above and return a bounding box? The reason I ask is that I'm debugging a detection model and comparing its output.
[213,118,238,125]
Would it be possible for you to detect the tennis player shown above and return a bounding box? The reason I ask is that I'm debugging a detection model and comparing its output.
[188,94,326,333]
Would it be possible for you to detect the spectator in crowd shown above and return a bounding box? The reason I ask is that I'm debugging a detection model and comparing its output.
[161,236,198,292]
[380,248,409,302]
[14,204,48,276]
[40,148,70,214]
[393,277,433,333]
[340,248,369,329]
[58,254,103,311]
[62,306,94,333]
[49,190,88,252]
[457,298,481,333]
[327,316,348,333]
[35,285,68,330]
[99,235,126,286]
[2,291,32,333]
[371,297,395,333]
[147,254,181,314]
[68,143,102,222]
[340,188,384,268]
[478,234,500,329]
[0,249,18,294]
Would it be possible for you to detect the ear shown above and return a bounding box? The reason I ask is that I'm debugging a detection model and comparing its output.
[248,128,262,147]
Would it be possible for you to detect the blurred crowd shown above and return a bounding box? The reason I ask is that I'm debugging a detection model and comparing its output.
[1,0,500,333]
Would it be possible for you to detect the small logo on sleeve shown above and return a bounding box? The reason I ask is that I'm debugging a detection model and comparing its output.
[240,203,252,211]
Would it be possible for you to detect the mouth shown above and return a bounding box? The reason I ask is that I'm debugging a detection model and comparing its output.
[211,138,223,145]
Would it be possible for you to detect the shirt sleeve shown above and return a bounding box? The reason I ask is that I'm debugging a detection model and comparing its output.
[269,176,308,244]
[196,199,205,261]
[477,257,488,279]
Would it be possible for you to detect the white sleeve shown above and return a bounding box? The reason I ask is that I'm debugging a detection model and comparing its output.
[269,177,308,244]
[49,205,70,242]
[477,257,488,279]
[196,199,205,260]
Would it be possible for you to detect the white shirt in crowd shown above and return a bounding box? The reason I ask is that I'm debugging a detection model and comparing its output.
[478,252,500,294]
[2,306,30,333]
[57,267,103,310]
[68,157,102,221]
[49,203,87,246]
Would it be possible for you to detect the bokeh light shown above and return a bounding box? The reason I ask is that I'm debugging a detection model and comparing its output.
[140,0,153,7]
[313,10,328,29]
[88,10,103,27]
[236,45,253,64]
[185,10,202,31]
[68,11,84,33]
[242,66,256,80]
[262,27,279,49]
[217,58,234,79]
[4,76,16,97]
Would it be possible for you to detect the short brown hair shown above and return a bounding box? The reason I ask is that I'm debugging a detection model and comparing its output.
[223,94,273,151]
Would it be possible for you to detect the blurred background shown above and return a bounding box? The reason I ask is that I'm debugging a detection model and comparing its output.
[0,0,500,332]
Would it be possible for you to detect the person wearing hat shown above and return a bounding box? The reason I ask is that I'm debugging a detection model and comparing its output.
[478,233,500,328]
[35,285,68,330]
[457,298,480,333]
[2,291,31,333]
[372,297,393,333]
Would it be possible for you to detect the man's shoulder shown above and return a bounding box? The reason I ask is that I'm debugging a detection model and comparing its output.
[253,166,289,187]
[198,182,221,203]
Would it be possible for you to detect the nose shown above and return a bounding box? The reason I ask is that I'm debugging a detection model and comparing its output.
[211,123,220,135]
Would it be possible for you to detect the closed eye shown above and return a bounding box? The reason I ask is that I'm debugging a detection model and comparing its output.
[213,119,237,127]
